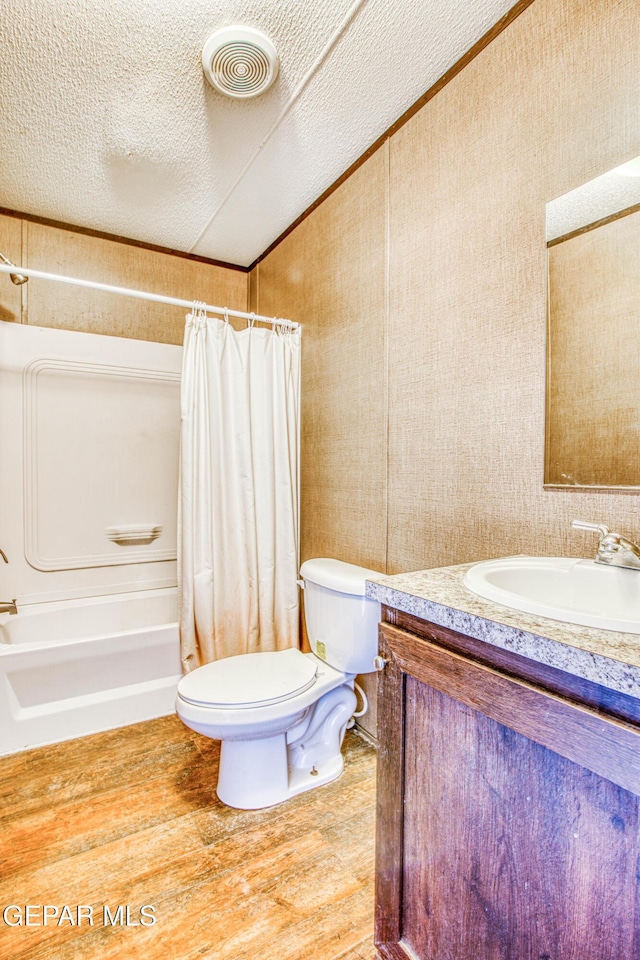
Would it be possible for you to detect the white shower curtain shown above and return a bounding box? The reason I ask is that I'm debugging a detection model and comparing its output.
[178,312,301,670]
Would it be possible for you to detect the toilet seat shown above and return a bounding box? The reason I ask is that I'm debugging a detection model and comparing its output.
[177,647,318,709]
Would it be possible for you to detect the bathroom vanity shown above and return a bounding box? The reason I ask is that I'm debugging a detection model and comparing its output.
[366,564,640,960]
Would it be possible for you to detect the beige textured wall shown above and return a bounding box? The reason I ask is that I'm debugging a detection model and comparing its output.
[0,217,248,344]
[252,151,388,736]
[386,0,640,570]
[254,0,640,738]
[546,210,640,487]
[0,215,24,324]
[254,150,389,574]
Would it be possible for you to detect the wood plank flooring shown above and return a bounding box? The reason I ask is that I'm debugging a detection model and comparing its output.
[0,716,378,960]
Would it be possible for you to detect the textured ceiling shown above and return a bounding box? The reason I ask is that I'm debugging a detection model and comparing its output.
[0,0,516,268]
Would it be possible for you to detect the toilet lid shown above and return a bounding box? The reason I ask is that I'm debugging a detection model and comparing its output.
[178,647,318,709]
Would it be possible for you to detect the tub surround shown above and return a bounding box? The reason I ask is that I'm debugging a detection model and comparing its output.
[366,562,640,698]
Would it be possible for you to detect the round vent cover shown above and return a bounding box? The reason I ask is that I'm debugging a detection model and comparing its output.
[202,26,279,99]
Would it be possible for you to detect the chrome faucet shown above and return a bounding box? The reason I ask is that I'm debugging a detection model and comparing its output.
[572,520,640,570]
[0,548,18,614]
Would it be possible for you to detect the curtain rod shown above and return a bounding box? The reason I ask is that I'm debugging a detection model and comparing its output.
[0,263,299,330]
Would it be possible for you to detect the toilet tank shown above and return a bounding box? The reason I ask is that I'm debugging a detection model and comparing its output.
[300,558,382,675]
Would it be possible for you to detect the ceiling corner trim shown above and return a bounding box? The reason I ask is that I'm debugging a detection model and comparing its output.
[0,206,249,273]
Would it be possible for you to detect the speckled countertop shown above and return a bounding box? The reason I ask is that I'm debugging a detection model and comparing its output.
[365,563,640,699]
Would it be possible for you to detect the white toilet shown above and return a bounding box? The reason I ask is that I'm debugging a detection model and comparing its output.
[175,558,381,809]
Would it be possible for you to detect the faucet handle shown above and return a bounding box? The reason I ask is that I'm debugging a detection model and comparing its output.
[571,520,609,540]
[0,549,7,564]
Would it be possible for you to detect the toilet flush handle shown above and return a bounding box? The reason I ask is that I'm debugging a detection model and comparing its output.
[373,656,388,671]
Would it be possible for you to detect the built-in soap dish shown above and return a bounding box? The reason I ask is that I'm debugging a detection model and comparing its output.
[106,524,162,546]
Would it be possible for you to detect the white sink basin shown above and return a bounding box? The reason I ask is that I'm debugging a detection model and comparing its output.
[463,556,640,634]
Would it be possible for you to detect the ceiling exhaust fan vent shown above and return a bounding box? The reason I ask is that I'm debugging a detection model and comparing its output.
[202,26,279,99]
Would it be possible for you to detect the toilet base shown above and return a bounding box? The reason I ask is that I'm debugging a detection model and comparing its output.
[216,683,356,810]
[216,735,344,809]
[288,751,344,799]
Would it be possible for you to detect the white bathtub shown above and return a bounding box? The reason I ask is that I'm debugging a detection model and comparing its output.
[0,587,181,755]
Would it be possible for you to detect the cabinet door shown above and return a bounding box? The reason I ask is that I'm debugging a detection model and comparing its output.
[374,623,640,960]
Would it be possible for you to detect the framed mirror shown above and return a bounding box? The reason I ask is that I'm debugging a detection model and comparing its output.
[545,155,640,490]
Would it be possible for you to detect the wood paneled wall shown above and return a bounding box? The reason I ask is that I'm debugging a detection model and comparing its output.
[252,0,640,738]
[0,217,248,344]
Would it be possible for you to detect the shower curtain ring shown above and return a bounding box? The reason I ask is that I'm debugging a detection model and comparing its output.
[248,312,256,329]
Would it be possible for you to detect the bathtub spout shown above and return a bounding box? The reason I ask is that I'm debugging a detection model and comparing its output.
[0,600,17,615]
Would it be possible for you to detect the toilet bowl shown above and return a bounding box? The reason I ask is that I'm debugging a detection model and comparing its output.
[176,558,381,809]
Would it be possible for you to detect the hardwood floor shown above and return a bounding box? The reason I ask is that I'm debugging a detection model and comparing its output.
[0,716,377,960]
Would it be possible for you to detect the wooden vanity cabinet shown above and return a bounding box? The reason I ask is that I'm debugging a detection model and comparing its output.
[374,607,640,960]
